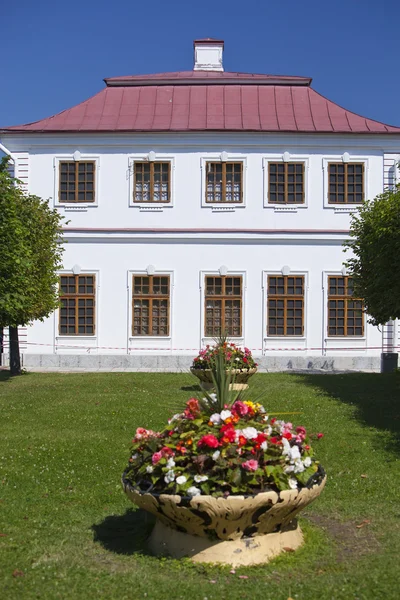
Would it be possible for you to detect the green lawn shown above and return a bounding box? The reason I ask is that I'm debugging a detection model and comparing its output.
[0,371,399,600]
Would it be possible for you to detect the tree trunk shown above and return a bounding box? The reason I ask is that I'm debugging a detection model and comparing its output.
[9,326,21,375]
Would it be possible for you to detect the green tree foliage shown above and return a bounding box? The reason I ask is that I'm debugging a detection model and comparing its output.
[0,156,65,373]
[345,179,400,326]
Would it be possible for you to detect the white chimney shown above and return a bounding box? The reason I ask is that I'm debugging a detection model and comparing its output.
[193,38,224,72]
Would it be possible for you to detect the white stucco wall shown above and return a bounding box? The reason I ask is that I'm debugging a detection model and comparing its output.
[1,131,399,364]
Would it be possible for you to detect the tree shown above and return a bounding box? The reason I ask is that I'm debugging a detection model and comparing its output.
[0,157,65,374]
[345,179,400,327]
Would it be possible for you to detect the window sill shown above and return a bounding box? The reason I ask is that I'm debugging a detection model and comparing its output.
[56,203,98,212]
[129,336,171,340]
[264,336,306,341]
[325,205,361,213]
[131,204,173,212]
[264,205,307,213]
[203,205,245,212]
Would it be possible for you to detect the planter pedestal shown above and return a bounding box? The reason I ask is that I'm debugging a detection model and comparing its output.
[148,519,303,566]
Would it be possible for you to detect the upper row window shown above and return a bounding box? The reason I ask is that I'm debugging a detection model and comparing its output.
[57,160,365,206]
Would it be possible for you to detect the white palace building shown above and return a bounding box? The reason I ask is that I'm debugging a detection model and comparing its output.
[1,39,400,371]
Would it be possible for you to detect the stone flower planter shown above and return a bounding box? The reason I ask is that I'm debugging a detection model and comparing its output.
[122,470,326,566]
[190,367,257,391]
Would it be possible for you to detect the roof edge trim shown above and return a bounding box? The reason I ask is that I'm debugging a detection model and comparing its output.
[104,76,312,87]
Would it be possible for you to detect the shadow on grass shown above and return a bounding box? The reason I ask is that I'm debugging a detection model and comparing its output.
[0,369,28,382]
[92,508,155,555]
[180,384,201,392]
[297,373,400,455]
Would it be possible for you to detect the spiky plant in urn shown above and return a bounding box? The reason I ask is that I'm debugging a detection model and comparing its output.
[190,338,258,390]
[122,345,326,566]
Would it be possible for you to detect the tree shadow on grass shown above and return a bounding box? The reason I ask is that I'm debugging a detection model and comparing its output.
[296,372,400,455]
[91,508,155,555]
[0,369,26,382]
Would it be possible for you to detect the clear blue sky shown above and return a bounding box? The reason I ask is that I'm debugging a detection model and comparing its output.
[1,0,399,128]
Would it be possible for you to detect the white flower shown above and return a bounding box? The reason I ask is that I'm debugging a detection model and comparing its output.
[235,357,240,362]
[164,470,175,484]
[210,413,222,425]
[288,477,298,489]
[176,475,187,485]
[293,458,305,473]
[260,441,268,451]
[168,413,181,423]
[242,427,258,440]
[289,445,301,461]
[284,465,295,473]
[166,458,176,468]
[187,486,201,497]
[220,410,232,421]
[194,475,208,483]
[131,454,139,460]
[259,406,266,414]
[264,425,272,435]
[146,466,154,473]
[212,450,220,461]
[303,457,312,468]
[281,438,291,456]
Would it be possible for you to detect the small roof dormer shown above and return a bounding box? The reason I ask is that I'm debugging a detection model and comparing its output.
[193,38,224,72]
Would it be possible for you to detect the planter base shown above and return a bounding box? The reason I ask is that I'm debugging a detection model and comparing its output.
[148,519,304,566]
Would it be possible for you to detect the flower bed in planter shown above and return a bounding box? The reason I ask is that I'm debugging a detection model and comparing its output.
[123,383,326,565]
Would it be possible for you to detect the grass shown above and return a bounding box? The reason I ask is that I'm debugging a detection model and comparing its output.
[0,371,399,600]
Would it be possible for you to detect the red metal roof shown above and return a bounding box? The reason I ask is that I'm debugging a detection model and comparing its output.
[2,71,400,134]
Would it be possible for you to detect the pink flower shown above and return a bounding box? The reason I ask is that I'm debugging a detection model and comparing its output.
[232,401,249,417]
[242,459,258,471]
[198,434,219,449]
[135,427,148,439]
[296,426,306,435]
[152,451,163,465]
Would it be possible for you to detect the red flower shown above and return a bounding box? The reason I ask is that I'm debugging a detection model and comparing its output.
[198,434,219,449]
[271,418,277,425]
[238,435,247,447]
[317,433,324,439]
[296,426,306,435]
[161,446,174,457]
[269,436,280,445]
[282,431,292,440]
[221,428,236,443]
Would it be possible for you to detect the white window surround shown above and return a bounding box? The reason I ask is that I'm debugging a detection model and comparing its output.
[262,155,310,211]
[55,269,100,348]
[262,270,309,350]
[200,155,247,210]
[53,155,100,210]
[128,154,175,211]
[200,270,246,345]
[322,156,369,213]
[127,270,174,348]
[322,271,366,349]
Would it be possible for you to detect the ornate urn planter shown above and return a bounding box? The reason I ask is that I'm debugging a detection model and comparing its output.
[190,367,258,390]
[122,470,326,566]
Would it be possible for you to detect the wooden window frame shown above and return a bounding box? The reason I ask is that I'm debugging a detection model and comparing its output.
[59,274,96,336]
[205,161,244,204]
[204,275,243,337]
[267,275,305,337]
[327,276,364,337]
[268,162,305,204]
[327,162,364,204]
[132,275,170,336]
[58,161,96,204]
[133,161,171,204]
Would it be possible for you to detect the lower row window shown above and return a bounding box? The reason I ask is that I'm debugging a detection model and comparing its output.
[58,274,364,337]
